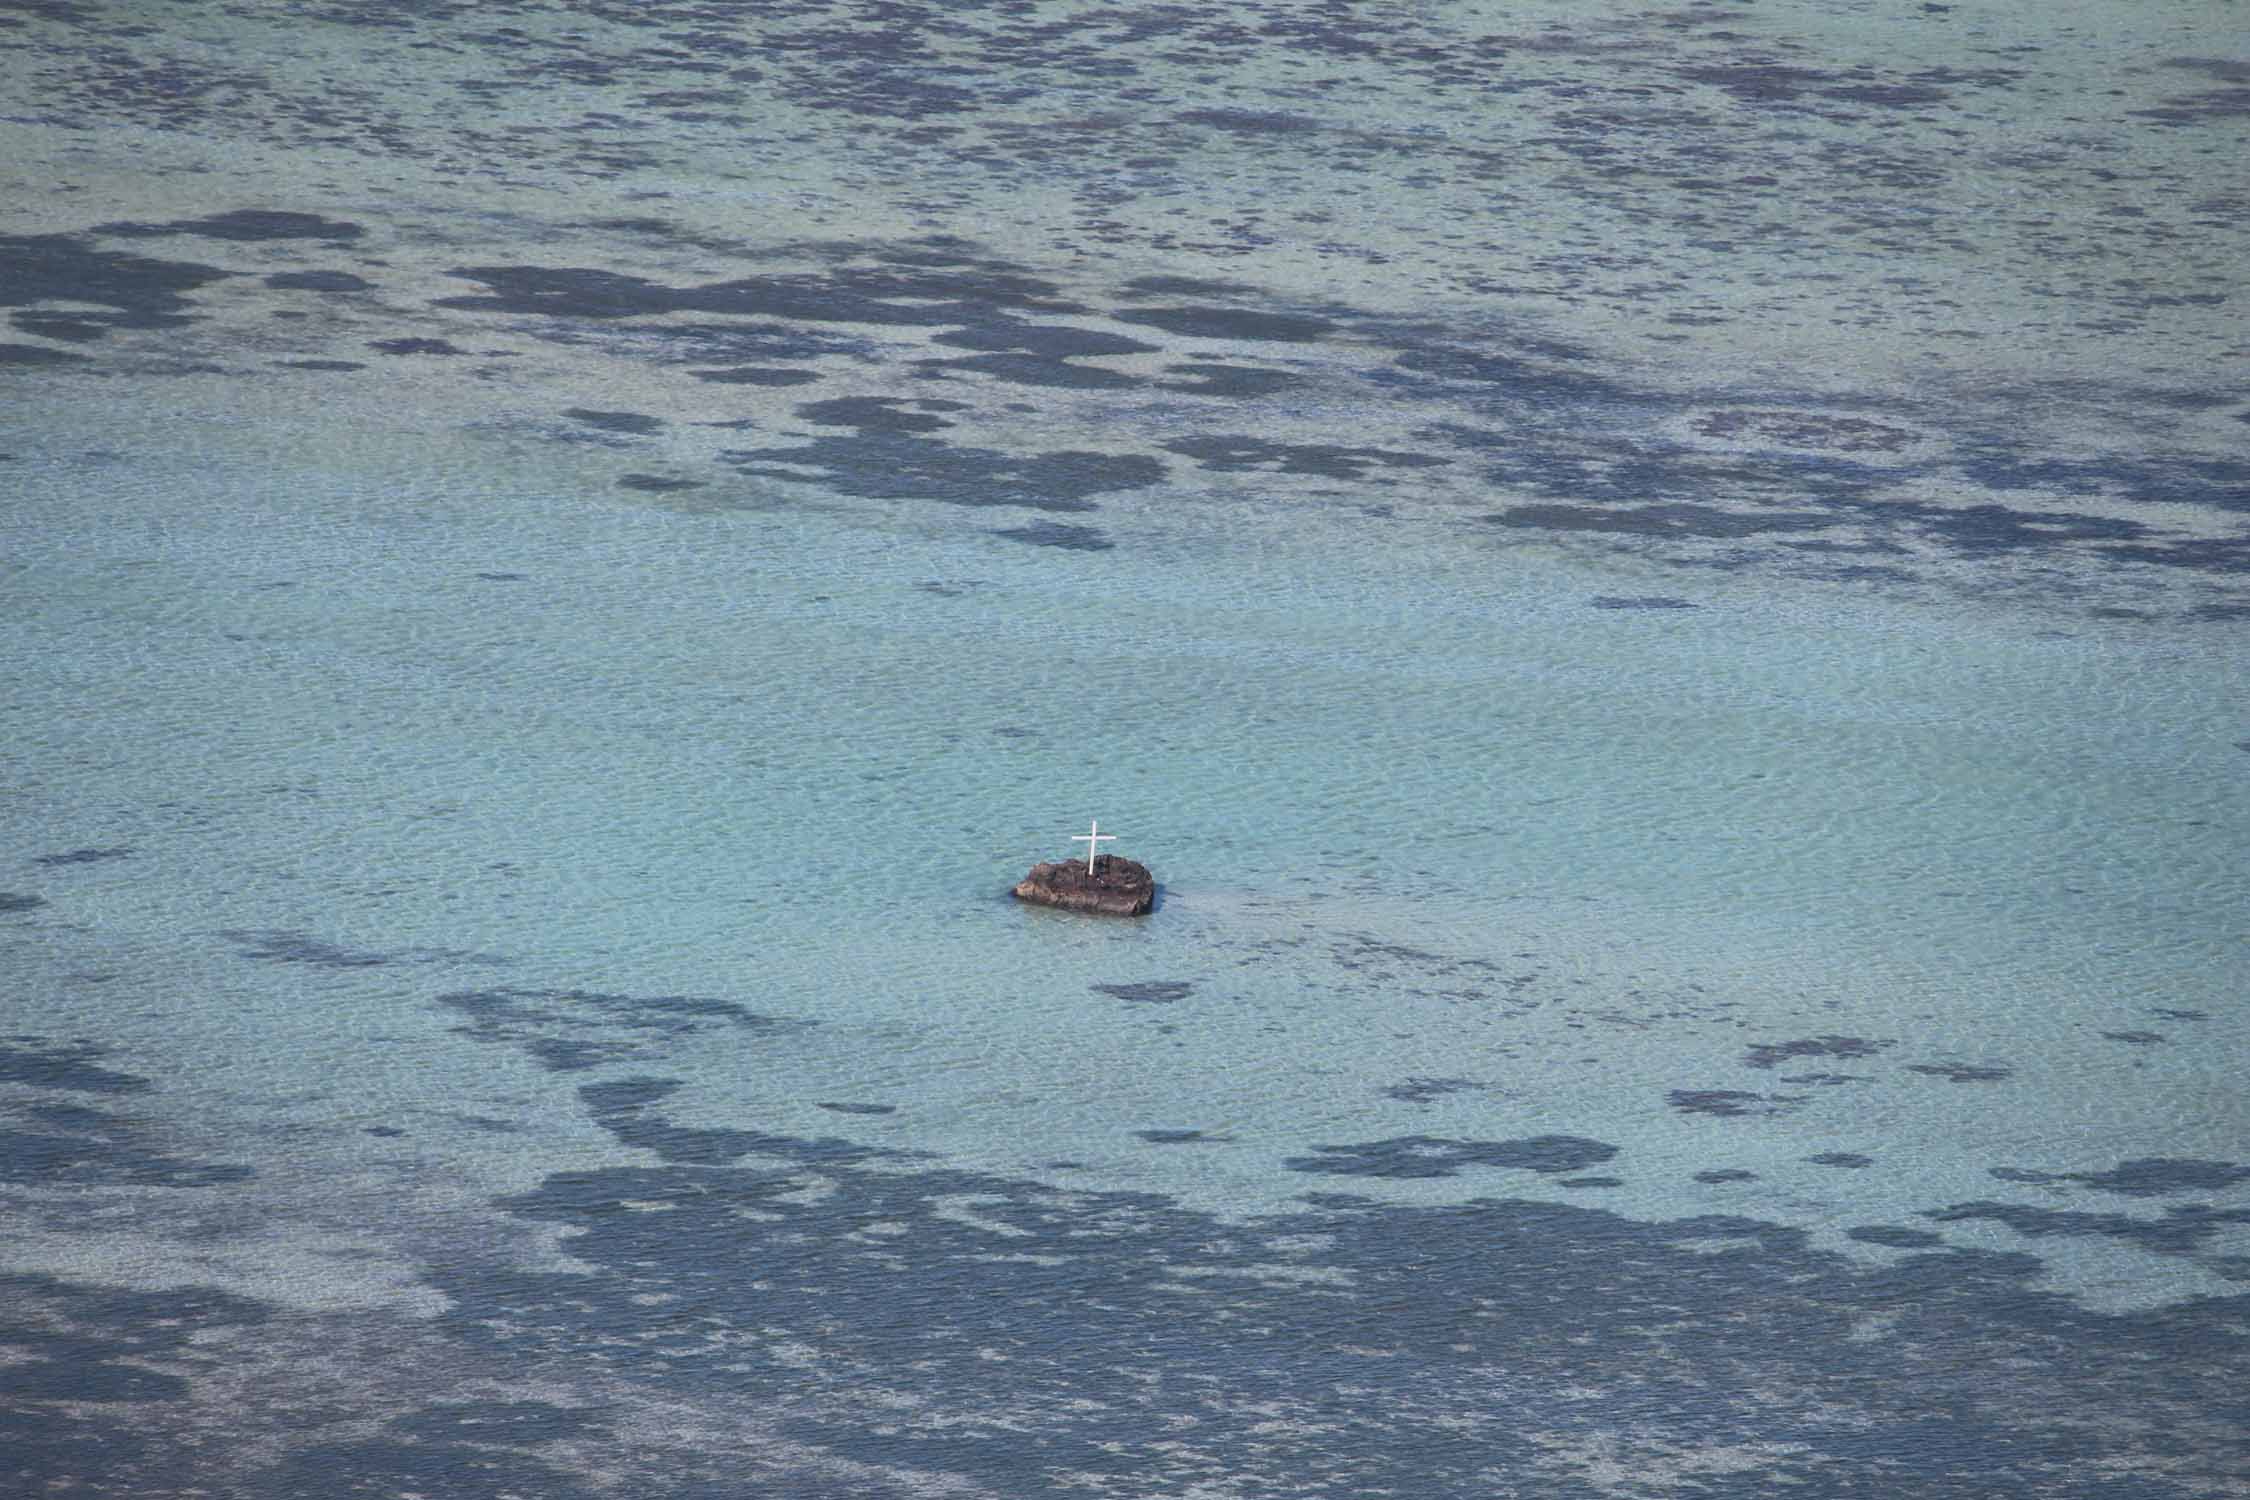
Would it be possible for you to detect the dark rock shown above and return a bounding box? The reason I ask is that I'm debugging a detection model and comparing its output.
[1012,854,1153,916]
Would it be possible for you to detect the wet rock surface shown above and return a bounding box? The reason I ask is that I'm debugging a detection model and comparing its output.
[1012,853,1154,916]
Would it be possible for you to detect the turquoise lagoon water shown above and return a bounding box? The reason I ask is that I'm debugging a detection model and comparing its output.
[4,3,2248,1495]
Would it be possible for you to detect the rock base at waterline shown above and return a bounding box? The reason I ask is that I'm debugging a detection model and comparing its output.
[1012,854,1154,916]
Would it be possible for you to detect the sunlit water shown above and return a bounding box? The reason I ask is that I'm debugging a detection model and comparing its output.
[4,2,2247,1495]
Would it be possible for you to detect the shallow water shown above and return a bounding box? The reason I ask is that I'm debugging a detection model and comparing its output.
[4,3,2247,1495]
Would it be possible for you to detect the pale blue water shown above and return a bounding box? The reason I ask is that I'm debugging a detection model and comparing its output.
[4,4,2248,1495]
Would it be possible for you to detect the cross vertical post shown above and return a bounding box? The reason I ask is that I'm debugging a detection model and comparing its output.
[1071,819,1116,876]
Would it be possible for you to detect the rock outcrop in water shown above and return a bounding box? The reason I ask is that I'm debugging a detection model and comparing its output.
[1012,854,1154,916]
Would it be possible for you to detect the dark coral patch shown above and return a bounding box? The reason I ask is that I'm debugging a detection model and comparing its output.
[1904,502,2153,557]
[0,1103,252,1188]
[98,209,363,242]
[689,366,818,386]
[435,265,686,320]
[1589,595,1697,610]
[31,848,132,866]
[3,1359,190,1403]
[527,1039,631,1071]
[219,930,388,967]
[1381,1077,1479,1105]
[409,1119,2250,1495]
[1847,1226,1943,1248]
[728,431,1160,511]
[1115,306,1333,342]
[1924,1200,2250,1256]
[563,407,663,435]
[991,521,1113,550]
[920,351,1141,390]
[1669,1089,1802,1117]
[1285,1134,1617,1179]
[798,396,958,432]
[1119,275,1256,298]
[1692,409,1919,453]
[1391,347,1609,401]
[436,260,1074,328]
[441,988,796,1075]
[647,321,861,366]
[1744,1036,1892,1071]
[1091,981,1194,1003]
[0,229,226,333]
[369,337,464,355]
[1676,62,1842,104]
[0,1040,150,1095]
[575,1076,914,1168]
[2131,59,2250,127]
[264,270,375,292]
[1163,434,1444,480]
[578,1078,682,1114]
[931,320,1155,359]
[1154,362,1302,398]
[1990,1158,2250,1198]
[12,314,108,343]
[0,343,90,365]
[1904,1062,2012,1083]
[1177,106,1323,135]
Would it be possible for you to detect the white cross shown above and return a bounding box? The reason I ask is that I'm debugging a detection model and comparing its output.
[1070,819,1116,875]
